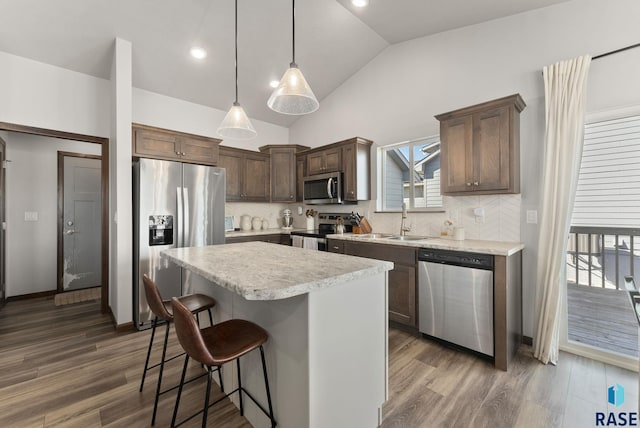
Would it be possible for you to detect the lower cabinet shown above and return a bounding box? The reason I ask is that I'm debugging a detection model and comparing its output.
[328,239,418,328]
[226,234,290,245]
[387,263,416,326]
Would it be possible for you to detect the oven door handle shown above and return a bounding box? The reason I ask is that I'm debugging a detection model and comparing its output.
[327,177,334,199]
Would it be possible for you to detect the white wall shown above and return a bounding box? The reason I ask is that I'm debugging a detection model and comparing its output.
[110,38,133,324]
[0,51,111,137]
[5,133,100,297]
[133,89,289,151]
[289,0,640,337]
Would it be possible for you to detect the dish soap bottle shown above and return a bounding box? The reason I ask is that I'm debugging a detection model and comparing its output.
[440,219,453,238]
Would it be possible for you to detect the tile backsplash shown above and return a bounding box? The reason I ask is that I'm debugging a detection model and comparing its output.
[228,193,521,242]
[225,202,290,230]
[354,194,521,242]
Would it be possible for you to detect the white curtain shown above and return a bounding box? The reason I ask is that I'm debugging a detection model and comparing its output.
[534,55,591,365]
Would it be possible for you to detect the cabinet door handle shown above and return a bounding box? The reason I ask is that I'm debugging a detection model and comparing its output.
[474,181,479,186]
[466,182,472,187]
[332,246,340,250]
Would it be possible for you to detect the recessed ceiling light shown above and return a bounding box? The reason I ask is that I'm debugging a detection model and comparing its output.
[190,47,207,60]
[351,0,369,7]
[269,80,280,88]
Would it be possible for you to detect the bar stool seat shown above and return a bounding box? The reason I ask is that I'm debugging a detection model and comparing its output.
[170,297,276,428]
[140,274,218,426]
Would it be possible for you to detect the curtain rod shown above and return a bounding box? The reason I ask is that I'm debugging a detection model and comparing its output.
[593,42,640,60]
[540,43,640,75]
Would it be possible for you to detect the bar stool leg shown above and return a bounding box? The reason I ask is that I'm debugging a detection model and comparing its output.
[260,345,276,428]
[237,358,244,415]
[140,317,158,392]
[202,367,214,428]
[152,321,171,426]
[207,308,213,327]
[218,365,224,392]
[171,355,190,428]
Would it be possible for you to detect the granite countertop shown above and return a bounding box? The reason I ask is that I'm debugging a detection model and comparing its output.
[327,233,524,256]
[225,228,301,238]
[161,242,394,301]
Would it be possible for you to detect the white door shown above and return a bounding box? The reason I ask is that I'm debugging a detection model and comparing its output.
[61,155,101,291]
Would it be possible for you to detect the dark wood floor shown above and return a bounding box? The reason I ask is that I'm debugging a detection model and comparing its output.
[567,282,639,357]
[0,297,638,427]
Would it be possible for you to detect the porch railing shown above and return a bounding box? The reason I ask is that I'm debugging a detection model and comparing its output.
[567,226,640,290]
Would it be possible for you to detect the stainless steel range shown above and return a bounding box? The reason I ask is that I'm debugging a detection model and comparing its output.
[290,212,356,251]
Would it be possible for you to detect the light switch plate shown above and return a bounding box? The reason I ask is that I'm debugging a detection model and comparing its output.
[526,210,538,224]
[24,211,38,222]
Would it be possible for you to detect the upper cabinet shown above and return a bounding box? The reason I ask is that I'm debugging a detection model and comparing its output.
[304,137,373,202]
[340,137,372,202]
[132,124,220,166]
[435,94,525,195]
[259,145,309,203]
[306,147,341,175]
[296,154,306,203]
[218,146,270,202]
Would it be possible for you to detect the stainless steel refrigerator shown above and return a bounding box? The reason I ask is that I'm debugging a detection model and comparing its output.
[133,158,225,330]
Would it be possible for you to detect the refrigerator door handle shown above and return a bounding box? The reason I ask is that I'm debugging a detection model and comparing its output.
[176,187,183,248]
[183,187,190,246]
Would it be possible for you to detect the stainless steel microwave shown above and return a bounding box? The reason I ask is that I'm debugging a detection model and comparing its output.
[303,172,343,205]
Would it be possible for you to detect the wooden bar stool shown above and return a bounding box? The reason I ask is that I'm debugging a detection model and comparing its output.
[170,297,276,428]
[139,274,219,426]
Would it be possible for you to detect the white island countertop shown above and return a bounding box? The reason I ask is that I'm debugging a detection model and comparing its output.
[161,241,393,301]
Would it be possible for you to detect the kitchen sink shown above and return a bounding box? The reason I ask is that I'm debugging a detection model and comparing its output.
[354,233,394,239]
[386,235,430,241]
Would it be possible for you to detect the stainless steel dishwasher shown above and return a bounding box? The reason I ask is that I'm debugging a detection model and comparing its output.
[418,248,494,357]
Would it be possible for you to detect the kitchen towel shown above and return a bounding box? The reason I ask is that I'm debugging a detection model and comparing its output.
[292,235,304,248]
[302,237,318,250]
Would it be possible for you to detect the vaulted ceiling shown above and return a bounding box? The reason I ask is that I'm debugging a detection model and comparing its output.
[0,0,568,127]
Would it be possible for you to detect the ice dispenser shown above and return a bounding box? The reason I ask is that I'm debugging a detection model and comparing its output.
[149,215,173,246]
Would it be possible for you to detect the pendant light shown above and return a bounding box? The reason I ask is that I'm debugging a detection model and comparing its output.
[267,0,319,115]
[218,0,257,139]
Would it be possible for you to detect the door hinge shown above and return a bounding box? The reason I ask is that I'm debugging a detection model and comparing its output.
[2,222,6,230]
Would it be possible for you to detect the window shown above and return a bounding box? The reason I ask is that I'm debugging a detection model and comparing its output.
[379,136,442,211]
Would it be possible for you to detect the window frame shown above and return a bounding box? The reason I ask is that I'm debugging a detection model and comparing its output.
[377,135,444,213]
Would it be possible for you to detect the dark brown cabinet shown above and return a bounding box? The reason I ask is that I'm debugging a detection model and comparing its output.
[296,154,306,202]
[328,239,417,328]
[306,147,341,175]
[132,124,220,165]
[260,145,309,203]
[341,137,372,202]
[436,94,525,195]
[218,147,270,202]
[226,234,289,245]
[302,137,372,201]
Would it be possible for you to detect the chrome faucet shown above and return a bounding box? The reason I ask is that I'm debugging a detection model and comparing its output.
[400,203,411,236]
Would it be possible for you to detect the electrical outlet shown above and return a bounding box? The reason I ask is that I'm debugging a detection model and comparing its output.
[24,211,38,222]
[526,210,538,224]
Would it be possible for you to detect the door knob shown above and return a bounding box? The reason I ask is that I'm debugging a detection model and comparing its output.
[65,229,75,235]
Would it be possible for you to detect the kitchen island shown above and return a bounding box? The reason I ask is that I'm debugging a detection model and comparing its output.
[161,242,393,428]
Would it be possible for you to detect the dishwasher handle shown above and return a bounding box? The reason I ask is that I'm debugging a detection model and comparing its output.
[418,248,493,270]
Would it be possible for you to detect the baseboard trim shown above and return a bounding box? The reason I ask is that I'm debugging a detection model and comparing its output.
[522,336,533,346]
[107,305,136,332]
[6,290,56,302]
[115,322,135,333]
